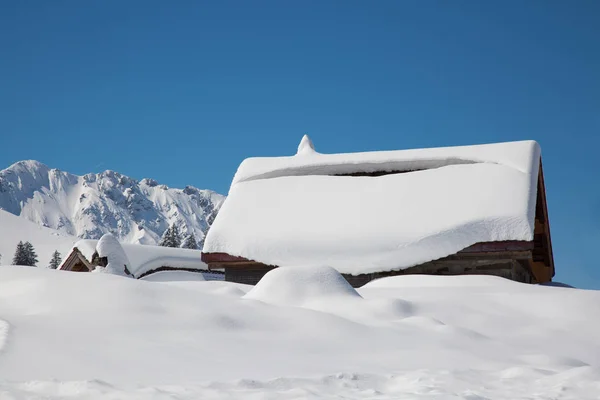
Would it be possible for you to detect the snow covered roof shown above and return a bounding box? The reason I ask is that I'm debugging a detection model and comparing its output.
[204,137,542,275]
[231,135,540,186]
[62,239,208,278]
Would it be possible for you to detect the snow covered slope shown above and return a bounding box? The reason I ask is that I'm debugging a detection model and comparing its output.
[0,267,598,399]
[0,209,76,267]
[0,160,225,246]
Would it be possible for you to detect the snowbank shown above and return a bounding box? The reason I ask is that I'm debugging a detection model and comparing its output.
[363,274,521,289]
[0,267,599,398]
[140,270,206,282]
[244,265,361,307]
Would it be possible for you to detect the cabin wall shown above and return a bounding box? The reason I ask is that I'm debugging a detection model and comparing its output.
[219,253,534,288]
[225,265,276,285]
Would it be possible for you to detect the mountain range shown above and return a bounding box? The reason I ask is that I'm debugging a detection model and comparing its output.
[0,160,225,247]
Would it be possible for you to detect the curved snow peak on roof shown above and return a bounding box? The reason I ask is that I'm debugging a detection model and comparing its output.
[296,134,317,156]
[69,239,207,278]
[231,139,541,188]
[205,139,542,275]
[96,234,131,276]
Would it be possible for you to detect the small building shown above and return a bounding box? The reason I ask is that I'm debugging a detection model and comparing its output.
[59,239,224,280]
[201,136,554,287]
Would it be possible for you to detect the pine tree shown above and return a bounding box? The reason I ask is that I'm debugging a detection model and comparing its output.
[171,224,182,248]
[182,232,198,249]
[49,250,62,269]
[159,224,183,248]
[158,225,172,247]
[12,241,28,265]
[23,242,38,266]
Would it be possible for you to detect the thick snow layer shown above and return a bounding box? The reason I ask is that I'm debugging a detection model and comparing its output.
[0,268,599,399]
[95,234,131,276]
[65,239,213,278]
[232,139,541,185]
[244,265,361,307]
[0,209,76,267]
[140,270,206,282]
[206,161,537,274]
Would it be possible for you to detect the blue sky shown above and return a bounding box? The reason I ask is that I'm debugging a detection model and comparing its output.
[1,1,599,288]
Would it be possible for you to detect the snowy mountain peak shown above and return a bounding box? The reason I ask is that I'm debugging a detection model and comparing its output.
[296,134,316,155]
[0,160,225,247]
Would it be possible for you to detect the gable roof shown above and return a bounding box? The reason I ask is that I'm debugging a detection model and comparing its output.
[231,136,540,186]
[204,138,542,275]
[59,239,208,278]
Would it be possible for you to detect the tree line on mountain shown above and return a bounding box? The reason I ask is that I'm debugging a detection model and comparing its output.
[0,242,62,268]
[159,224,203,250]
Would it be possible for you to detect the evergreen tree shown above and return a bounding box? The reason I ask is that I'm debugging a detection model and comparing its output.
[171,224,182,248]
[12,241,28,265]
[182,232,198,249]
[159,224,183,248]
[23,242,38,266]
[49,250,62,269]
[158,225,172,247]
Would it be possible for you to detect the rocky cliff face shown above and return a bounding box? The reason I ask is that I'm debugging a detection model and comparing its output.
[0,160,225,247]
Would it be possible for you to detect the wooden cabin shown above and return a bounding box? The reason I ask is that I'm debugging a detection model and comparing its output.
[59,239,224,280]
[202,137,554,287]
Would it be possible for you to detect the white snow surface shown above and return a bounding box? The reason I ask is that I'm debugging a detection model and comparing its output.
[0,266,599,399]
[0,160,224,246]
[94,234,131,277]
[139,270,206,282]
[244,265,361,307]
[206,139,541,274]
[65,239,212,278]
[232,138,540,184]
[0,209,76,267]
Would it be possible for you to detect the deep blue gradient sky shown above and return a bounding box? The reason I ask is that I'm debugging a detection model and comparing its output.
[1,1,599,288]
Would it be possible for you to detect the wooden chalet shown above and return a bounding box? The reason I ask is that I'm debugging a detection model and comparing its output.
[201,137,554,287]
[59,239,224,280]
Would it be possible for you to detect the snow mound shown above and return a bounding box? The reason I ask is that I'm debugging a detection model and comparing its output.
[363,274,521,289]
[140,270,206,282]
[94,234,132,277]
[244,266,361,307]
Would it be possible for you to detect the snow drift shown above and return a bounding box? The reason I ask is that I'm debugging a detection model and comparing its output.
[0,267,599,399]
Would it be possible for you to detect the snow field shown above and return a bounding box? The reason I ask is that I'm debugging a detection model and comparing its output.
[0,265,599,399]
[0,210,76,268]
